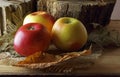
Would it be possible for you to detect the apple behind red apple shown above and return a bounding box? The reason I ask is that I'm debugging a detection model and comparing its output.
[14,23,51,56]
[23,11,55,33]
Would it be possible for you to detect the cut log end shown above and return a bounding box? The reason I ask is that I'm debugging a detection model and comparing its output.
[0,0,37,36]
[38,0,116,32]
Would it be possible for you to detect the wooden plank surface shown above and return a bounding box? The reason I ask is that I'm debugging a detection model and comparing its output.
[0,20,120,76]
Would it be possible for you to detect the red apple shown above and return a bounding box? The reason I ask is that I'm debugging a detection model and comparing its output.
[14,23,51,56]
[52,17,88,51]
[23,11,55,33]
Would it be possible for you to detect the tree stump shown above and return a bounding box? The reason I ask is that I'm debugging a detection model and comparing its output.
[0,0,37,35]
[37,0,116,32]
[0,8,3,35]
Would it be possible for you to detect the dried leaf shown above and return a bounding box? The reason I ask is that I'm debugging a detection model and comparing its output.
[89,24,120,48]
[0,9,30,57]
[18,52,60,64]
[14,45,101,72]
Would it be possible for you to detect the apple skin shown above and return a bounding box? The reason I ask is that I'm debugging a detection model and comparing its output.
[23,11,55,33]
[52,17,88,51]
[14,23,51,56]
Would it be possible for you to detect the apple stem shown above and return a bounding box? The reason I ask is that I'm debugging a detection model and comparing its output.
[64,20,70,24]
[28,26,35,30]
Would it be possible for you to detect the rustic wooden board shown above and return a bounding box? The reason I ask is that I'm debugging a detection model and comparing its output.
[0,48,120,75]
[0,21,119,75]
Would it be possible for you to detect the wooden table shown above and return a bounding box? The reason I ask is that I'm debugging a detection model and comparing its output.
[0,20,120,76]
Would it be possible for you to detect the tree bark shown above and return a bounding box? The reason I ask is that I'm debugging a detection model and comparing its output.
[0,8,3,36]
[0,0,37,35]
[38,0,116,32]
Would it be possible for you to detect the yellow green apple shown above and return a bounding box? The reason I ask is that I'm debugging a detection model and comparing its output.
[23,11,55,33]
[52,17,88,51]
